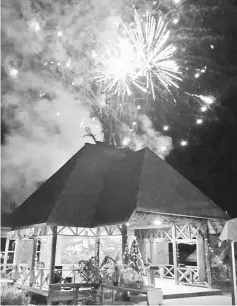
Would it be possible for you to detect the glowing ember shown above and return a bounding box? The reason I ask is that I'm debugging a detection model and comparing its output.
[200,106,208,112]
[180,140,188,146]
[199,95,215,105]
[28,20,41,32]
[9,68,19,78]
[122,137,130,146]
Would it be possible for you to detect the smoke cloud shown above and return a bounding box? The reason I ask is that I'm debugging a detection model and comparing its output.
[2,81,104,211]
[1,0,112,211]
[126,115,173,159]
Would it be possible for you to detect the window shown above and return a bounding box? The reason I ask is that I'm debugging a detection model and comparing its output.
[7,240,16,264]
[1,238,6,264]
[1,238,16,266]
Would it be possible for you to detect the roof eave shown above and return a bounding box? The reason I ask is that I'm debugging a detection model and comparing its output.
[135,208,230,221]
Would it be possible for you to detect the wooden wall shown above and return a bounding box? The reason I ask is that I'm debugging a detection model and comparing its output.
[138,239,169,265]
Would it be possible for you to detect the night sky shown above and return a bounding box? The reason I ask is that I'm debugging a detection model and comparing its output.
[166,1,237,217]
[1,0,237,217]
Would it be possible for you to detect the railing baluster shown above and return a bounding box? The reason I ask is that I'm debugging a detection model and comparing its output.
[177,266,200,285]
[40,268,43,289]
[101,285,104,304]
[112,288,115,304]
[156,264,175,279]
[73,265,76,283]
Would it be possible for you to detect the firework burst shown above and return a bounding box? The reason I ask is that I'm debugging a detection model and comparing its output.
[96,10,182,100]
[95,39,144,97]
[124,10,182,100]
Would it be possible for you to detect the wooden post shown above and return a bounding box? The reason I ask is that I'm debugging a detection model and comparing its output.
[73,265,76,283]
[172,224,179,284]
[138,239,146,260]
[149,235,155,286]
[150,235,154,264]
[204,237,212,288]
[13,231,21,281]
[95,228,100,267]
[29,229,38,286]
[196,233,206,282]
[3,237,10,276]
[101,285,104,304]
[203,221,212,288]
[47,226,57,306]
[122,224,128,264]
[112,288,115,304]
[39,267,43,289]
[13,237,19,266]
[48,226,58,285]
[230,241,237,306]
[47,295,52,306]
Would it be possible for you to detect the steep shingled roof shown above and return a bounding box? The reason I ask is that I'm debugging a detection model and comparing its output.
[10,142,228,229]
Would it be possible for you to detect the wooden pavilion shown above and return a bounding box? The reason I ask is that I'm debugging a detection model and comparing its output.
[4,142,228,303]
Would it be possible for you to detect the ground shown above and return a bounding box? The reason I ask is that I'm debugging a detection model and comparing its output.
[138,294,232,305]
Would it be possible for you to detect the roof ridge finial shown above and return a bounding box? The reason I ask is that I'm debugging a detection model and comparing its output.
[83,127,97,144]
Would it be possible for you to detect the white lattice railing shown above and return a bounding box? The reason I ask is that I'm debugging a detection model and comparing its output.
[14,264,83,288]
[152,264,199,285]
[16,264,31,284]
[161,264,175,278]
[152,264,175,279]
[1,263,86,290]
[33,267,50,289]
[0,263,15,278]
[178,266,199,285]
[54,266,83,284]
[160,264,174,278]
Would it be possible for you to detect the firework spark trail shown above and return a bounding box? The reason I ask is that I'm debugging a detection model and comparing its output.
[185,92,216,106]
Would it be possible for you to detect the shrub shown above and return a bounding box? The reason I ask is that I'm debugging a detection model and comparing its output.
[1,284,29,305]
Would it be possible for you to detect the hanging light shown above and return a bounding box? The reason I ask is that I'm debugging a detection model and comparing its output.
[173,18,179,24]
[154,219,162,225]
[196,118,203,125]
